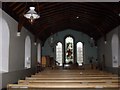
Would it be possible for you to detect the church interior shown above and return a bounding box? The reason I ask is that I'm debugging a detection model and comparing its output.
[0,1,120,90]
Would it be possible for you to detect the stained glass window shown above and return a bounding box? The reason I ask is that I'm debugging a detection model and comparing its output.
[65,36,74,63]
[56,42,62,66]
[77,42,83,66]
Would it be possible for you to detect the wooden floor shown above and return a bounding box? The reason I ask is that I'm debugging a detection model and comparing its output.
[7,68,119,90]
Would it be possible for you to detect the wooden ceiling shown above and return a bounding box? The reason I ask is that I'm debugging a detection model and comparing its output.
[2,2,120,43]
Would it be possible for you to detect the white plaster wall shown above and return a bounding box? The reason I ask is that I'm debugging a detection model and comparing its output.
[37,43,41,63]
[2,17,9,72]
[0,8,2,90]
[111,34,119,67]
[2,9,37,89]
[118,26,120,67]
[0,8,2,72]
[0,73,2,90]
[2,10,37,72]
[25,36,31,68]
[98,26,119,68]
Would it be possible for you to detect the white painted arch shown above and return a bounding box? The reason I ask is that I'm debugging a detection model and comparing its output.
[25,36,31,69]
[111,34,119,67]
[0,12,10,72]
[56,42,63,66]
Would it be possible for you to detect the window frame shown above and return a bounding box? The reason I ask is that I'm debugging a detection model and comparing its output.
[56,41,63,66]
[76,41,84,66]
[64,35,75,64]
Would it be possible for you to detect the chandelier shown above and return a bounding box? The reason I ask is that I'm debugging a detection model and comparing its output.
[24,7,40,23]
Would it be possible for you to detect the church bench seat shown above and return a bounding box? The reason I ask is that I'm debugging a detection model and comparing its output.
[17,82,118,86]
[18,79,118,84]
[26,76,118,80]
[7,69,119,90]
[36,71,115,75]
[31,74,117,77]
[7,83,119,90]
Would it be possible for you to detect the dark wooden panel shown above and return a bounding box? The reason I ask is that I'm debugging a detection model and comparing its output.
[2,2,120,43]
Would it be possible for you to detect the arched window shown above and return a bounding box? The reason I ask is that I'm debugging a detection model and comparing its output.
[1,17,10,72]
[65,36,74,63]
[112,34,119,67]
[37,43,41,64]
[25,36,31,69]
[76,42,83,66]
[56,42,62,66]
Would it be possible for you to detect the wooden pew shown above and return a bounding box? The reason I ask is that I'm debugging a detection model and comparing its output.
[18,79,118,84]
[31,74,117,77]
[8,83,119,90]
[37,70,113,75]
[7,69,119,90]
[26,76,118,80]
[17,82,118,86]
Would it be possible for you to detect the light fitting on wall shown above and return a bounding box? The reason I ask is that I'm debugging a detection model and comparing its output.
[34,37,37,45]
[48,33,57,52]
[24,7,40,23]
[17,32,21,36]
[89,37,95,47]
[49,36,54,47]
[104,40,107,44]
[104,35,107,44]
[34,42,37,45]
[95,41,97,48]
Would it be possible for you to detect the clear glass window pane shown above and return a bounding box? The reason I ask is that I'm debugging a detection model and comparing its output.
[56,42,62,66]
[77,42,83,66]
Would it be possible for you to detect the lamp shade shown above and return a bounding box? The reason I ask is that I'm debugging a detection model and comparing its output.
[24,7,40,20]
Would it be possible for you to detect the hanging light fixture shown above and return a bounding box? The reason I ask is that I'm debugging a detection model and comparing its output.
[24,7,40,23]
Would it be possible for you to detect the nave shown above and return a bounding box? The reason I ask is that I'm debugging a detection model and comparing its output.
[7,68,119,90]
[1,1,120,90]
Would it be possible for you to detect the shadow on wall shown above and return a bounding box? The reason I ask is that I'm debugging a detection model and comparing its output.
[0,73,2,90]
